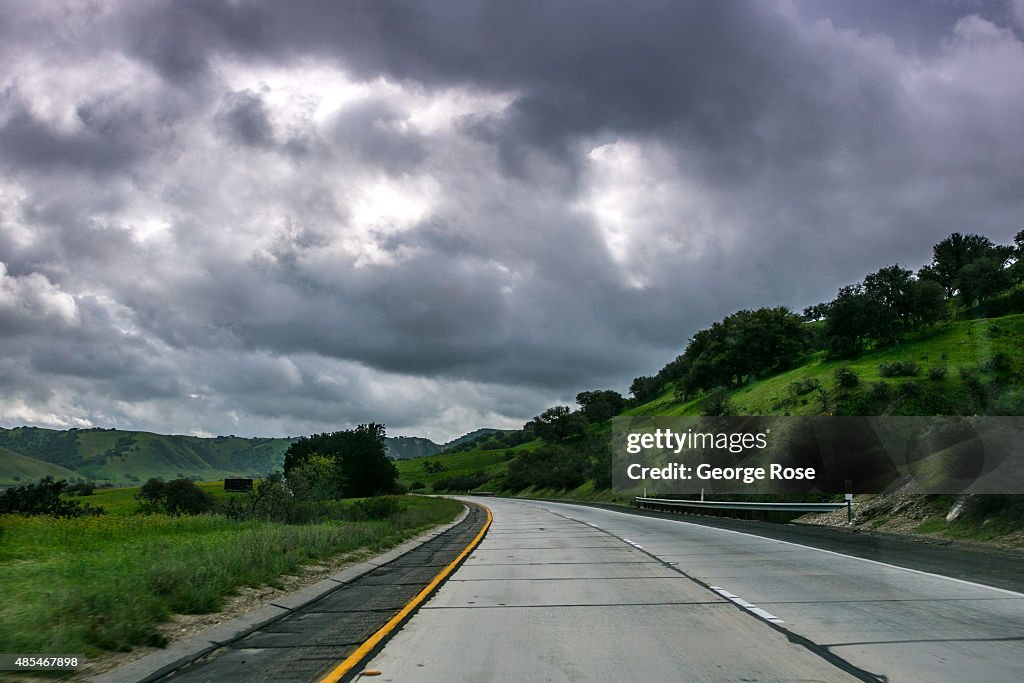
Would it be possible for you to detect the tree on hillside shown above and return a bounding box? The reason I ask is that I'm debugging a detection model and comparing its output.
[924,232,1014,299]
[824,284,873,357]
[528,406,588,442]
[862,265,915,344]
[958,257,1011,307]
[575,390,625,423]
[909,279,947,328]
[629,375,660,404]
[825,266,948,357]
[1010,228,1024,284]
[927,233,998,296]
[671,308,808,394]
[283,424,398,498]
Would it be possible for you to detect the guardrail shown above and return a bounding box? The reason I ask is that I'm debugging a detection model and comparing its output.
[636,496,852,522]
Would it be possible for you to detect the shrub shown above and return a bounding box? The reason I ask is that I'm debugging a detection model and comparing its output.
[343,496,404,521]
[834,367,860,388]
[928,366,947,381]
[0,477,104,518]
[287,455,344,502]
[992,390,1024,415]
[66,481,95,496]
[879,360,920,377]
[409,480,426,490]
[979,353,1011,374]
[137,478,214,515]
[247,473,296,522]
[164,479,215,515]
[700,387,735,416]
[787,378,821,397]
[870,381,892,402]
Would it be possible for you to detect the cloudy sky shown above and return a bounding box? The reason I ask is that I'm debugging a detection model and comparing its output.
[1,1,1023,442]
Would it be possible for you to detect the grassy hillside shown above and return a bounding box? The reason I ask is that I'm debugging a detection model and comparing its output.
[0,446,79,486]
[394,438,544,491]
[0,427,295,485]
[627,314,1024,418]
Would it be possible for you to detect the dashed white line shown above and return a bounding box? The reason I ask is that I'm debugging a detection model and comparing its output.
[711,586,785,624]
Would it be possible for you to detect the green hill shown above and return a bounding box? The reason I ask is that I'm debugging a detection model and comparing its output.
[0,446,79,486]
[628,314,1024,418]
[0,427,295,485]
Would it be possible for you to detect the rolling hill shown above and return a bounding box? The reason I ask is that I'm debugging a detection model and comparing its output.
[0,445,80,485]
[0,427,295,486]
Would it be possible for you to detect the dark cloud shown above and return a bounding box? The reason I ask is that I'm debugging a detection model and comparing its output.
[0,1,1022,440]
[217,90,275,147]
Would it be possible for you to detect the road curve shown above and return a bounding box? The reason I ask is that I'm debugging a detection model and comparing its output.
[354,495,1024,682]
[354,497,1024,682]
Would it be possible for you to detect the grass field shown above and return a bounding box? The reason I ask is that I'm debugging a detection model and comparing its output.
[67,480,248,515]
[0,494,462,656]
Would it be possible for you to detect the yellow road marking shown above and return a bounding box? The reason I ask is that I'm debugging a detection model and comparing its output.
[318,503,493,683]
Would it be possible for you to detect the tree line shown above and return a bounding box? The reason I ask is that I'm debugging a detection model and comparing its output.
[630,230,1024,405]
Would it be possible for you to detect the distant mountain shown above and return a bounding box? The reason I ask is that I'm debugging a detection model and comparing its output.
[384,436,442,460]
[0,425,518,485]
[441,428,515,451]
[0,427,295,486]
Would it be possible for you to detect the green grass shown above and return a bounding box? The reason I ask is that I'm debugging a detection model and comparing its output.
[0,446,79,486]
[67,480,248,516]
[0,495,462,656]
[396,447,524,489]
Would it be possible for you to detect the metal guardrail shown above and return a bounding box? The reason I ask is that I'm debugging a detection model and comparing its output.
[636,496,852,521]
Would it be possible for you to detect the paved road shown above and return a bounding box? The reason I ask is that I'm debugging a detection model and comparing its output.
[358,497,1024,682]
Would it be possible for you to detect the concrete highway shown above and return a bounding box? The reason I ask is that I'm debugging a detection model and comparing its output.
[355,497,1024,682]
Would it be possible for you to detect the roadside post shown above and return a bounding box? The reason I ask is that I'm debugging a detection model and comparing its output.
[845,480,853,524]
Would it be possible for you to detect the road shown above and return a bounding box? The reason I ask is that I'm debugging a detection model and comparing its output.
[356,497,1024,682]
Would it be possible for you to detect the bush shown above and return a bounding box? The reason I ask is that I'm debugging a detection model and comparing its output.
[870,381,892,402]
[0,477,104,518]
[834,367,860,388]
[66,481,95,496]
[928,366,948,381]
[247,473,296,522]
[787,378,821,397]
[992,390,1024,415]
[879,360,920,377]
[700,387,735,416]
[343,496,404,521]
[959,366,984,394]
[409,481,426,490]
[287,455,344,502]
[137,478,214,515]
[978,353,1011,374]
[164,479,215,515]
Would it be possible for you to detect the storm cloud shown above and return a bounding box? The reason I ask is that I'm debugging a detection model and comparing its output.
[1,1,1023,441]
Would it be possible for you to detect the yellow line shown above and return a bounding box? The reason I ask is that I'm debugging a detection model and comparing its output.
[318,503,493,683]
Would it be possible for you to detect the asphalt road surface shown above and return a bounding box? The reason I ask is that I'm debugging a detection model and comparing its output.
[357,497,1024,682]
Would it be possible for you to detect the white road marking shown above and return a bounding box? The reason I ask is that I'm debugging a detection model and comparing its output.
[554,504,1024,598]
[711,586,785,624]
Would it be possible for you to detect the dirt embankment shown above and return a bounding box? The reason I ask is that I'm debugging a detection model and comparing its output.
[796,487,1024,550]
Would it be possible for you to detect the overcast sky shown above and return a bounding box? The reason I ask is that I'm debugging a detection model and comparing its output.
[1,1,1023,442]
